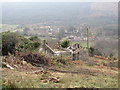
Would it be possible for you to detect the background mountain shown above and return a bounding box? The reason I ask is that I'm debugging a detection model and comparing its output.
[2,2,118,28]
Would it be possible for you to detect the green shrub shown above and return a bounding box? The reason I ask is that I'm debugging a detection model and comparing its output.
[2,32,19,55]
[89,47,94,56]
[32,42,40,48]
[61,40,70,48]
[17,36,40,52]
[89,47,102,56]
[29,36,39,41]
[109,53,113,58]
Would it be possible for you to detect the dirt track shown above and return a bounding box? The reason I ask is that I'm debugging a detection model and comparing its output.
[49,68,106,76]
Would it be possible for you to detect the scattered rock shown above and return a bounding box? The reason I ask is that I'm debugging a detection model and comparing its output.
[40,79,48,83]
[40,77,60,83]
[48,77,60,83]
[22,60,27,65]
[14,65,18,68]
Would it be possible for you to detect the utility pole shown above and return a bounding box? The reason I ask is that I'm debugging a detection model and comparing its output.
[86,27,89,49]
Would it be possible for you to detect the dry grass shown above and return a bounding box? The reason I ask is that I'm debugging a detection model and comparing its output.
[2,55,119,88]
[2,63,118,88]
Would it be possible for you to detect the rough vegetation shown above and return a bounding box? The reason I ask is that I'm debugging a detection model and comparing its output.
[1,31,119,89]
[20,52,51,67]
[1,32,41,56]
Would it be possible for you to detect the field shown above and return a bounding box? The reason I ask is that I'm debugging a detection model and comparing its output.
[2,56,118,88]
[70,41,92,47]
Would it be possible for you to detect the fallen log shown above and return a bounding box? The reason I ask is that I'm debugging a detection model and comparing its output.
[2,62,14,70]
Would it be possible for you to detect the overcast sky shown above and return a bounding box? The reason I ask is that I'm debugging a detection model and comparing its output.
[0,0,119,2]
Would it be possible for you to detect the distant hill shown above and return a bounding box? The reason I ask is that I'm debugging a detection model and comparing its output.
[2,2,117,28]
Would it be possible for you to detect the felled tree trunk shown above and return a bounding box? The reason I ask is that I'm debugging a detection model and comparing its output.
[2,62,14,70]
